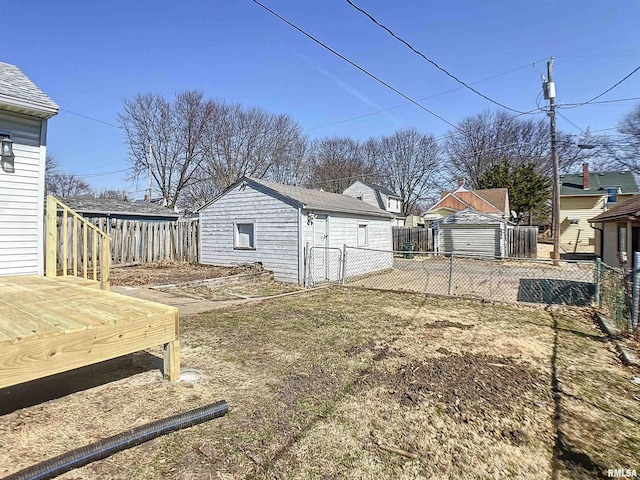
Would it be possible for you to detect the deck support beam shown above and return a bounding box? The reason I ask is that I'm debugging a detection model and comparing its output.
[163,340,181,381]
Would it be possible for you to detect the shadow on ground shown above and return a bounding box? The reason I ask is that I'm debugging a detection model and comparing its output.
[517,279,595,306]
[0,352,162,415]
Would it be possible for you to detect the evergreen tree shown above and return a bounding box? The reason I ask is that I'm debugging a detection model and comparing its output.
[477,161,550,224]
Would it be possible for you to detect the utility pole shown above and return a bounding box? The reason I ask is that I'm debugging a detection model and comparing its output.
[544,57,560,264]
[147,142,153,203]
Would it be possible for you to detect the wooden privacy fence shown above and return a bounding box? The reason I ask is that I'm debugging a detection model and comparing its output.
[46,195,111,290]
[55,217,200,268]
[507,226,537,258]
[392,227,434,251]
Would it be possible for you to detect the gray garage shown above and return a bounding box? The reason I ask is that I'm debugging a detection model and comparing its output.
[434,208,511,258]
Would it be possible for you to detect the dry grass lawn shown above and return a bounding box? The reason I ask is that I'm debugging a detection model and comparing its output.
[0,288,638,479]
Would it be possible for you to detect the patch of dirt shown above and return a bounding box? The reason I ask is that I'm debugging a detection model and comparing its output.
[423,320,475,330]
[386,353,544,416]
[110,261,264,286]
[164,280,302,301]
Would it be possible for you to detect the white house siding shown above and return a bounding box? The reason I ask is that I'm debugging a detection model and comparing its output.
[0,110,45,276]
[343,182,381,210]
[301,212,393,280]
[199,183,300,283]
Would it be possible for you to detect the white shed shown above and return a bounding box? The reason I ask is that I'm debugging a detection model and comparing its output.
[199,177,394,284]
[0,63,58,276]
[434,208,511,258]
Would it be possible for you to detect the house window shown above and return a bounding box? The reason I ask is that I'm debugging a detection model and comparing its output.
[358,224,368,246]
[607,187,619,203]
[388,198,391,208]
[356,195,363,201]
[234,222,255,249]
[618,223,627,253]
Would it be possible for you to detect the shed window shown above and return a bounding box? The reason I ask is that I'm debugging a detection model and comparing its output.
[234,222,255,249]
[607,187,619,203]
[618,223,627,253]
[358,224,368,246]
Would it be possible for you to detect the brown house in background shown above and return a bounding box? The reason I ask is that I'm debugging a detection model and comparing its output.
[425,184,510,220]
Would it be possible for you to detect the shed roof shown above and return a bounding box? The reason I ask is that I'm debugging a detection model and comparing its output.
[589,194,640,222]
[0,62,59,118]
[560,170,638,196]
[59,197,179,218]
[204,177,394,218]
[434,208,510,225]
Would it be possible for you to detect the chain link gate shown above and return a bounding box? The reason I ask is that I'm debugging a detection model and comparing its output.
[305,246,343,287]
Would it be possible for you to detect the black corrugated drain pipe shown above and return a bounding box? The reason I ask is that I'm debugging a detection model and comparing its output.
[5,400,228,480]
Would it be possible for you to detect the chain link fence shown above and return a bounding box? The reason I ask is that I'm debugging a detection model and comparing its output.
[343,246,597,307]
[595,260,634,333]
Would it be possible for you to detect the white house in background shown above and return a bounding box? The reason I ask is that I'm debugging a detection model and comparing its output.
[0,62,58,276]
[343,180,405,226]
[199,177,394,284]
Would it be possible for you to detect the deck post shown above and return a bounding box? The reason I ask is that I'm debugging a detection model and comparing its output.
[163,339,181,381]
[100,236,111,291]
[45,195,57,277]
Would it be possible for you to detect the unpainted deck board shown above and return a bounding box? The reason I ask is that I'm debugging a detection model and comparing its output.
[0,276,180,388]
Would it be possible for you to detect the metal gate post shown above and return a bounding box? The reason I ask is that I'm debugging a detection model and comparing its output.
[594,257,601,306]
[304,243,310,288]
[448,253,454,295]
[341,244,348,286]
[632,252,639,331]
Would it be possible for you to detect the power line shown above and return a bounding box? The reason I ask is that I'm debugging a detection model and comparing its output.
[53,168,130,179]
[559,65,640,109]
[556,111,585,133]
[251,0,459,130]
[59,108,123,130]
[558,96,640,107]
[344,0,534,115]
[305,59,548,132]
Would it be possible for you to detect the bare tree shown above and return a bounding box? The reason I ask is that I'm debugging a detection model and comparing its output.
[45,155,92,197]
[119,91,214,208]
[306,137,375,193]
[97,189,129,201]
[268,136,312,186]
[203,102,305,190]
[603,103,640,173]
[371,129,441,214]
[443,110,591,187]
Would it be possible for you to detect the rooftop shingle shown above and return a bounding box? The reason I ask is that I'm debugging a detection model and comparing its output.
[0,62,59,116]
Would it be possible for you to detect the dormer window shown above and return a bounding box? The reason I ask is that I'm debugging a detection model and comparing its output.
[606,187,619,203]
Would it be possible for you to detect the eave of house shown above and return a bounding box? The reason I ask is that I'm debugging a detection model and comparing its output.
[0,94,59,119]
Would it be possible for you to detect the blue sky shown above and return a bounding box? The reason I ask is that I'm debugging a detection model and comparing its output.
[5,1,640,197]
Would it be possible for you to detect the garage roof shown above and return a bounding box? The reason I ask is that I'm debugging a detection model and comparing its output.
[203,177,394,218]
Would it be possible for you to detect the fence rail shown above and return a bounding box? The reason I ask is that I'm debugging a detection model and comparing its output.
[54,216,200,268]
[338,245,639,333]
[46,195,111,290]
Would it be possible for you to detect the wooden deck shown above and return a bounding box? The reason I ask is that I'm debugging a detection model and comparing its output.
[0,275,180,390]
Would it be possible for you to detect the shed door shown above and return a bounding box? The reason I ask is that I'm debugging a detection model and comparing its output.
[314,217,328,248]
[440,225,501,257]
[312,216,330,281]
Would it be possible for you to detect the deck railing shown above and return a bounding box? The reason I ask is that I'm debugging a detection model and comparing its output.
[45,195,111,291]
